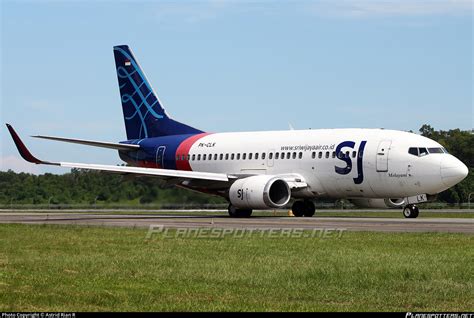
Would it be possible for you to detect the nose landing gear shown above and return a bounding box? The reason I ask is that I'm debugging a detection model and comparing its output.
[403,204,419,218]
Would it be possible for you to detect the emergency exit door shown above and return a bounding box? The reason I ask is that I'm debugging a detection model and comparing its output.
[376,140,391,172]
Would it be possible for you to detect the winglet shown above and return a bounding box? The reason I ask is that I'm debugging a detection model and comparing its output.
[5,124,55,165]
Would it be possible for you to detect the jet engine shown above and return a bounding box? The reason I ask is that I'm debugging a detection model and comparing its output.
[229,175,291,209]
[350,198,406,209]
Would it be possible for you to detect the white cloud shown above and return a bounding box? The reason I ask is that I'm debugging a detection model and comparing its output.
[0,155,40,174]
[150,1,472,24]
[308,0,473,18]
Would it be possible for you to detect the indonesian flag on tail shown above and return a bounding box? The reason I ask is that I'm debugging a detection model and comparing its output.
[125,60,131,66]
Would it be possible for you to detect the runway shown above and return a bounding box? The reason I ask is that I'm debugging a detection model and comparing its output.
[0,212,472,233]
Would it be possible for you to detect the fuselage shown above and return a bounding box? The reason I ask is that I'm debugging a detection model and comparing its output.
[119,128,468,200]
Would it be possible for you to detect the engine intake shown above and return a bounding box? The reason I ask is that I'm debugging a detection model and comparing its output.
[229,175,291,209]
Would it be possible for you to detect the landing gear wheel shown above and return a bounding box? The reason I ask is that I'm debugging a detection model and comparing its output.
[291,201,305,217]
[228,204,252,218]
[403,205,419,218]
[292,200,315,217]
[303,200,316,217]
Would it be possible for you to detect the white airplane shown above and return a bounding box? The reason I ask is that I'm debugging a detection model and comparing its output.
[6,45,468,218]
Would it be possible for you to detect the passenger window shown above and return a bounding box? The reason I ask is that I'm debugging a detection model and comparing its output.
[325,152,329,158]
[419,148,428,157]
[237,153,240,160]
[292,152,296,159]
[242,153,246,160]
[298,152,303,159]
[275,153,278,159]
[338,152,343,159]
[408,147,418,156]
[345,151,350,158]
[249,153,253,160]
[176,155,180,161]
[219,154,223,160]
[192,154,195,161]
[318,152,322,159]
[281,152,284,159]
[312,152,316,159]
[255,153,259,160]
[287,152,291,159]
[269,153,273,159]
[203,154,207,160]
[332,151,336,158]
[352,151,356,158]
[197,154,201,161]
[187,154,190,161]
[225,154,229,160]
[262,153,266,160]
[231,153,235,160]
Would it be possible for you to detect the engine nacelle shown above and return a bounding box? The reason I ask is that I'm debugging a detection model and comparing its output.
[229,175,291,209]
[350,198,406,209]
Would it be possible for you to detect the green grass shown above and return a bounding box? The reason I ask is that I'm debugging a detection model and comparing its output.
[0,224,472,312]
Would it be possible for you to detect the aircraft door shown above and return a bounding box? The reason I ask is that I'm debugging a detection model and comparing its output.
[155,146,166,168]
[376,140,391,172]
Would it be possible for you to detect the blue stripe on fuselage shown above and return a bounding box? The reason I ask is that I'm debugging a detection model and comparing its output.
[119,134,196,169]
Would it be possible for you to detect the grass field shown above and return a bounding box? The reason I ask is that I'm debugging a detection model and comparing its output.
[0,224,472,312]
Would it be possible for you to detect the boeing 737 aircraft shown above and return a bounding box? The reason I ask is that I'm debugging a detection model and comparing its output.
[6,45,468,218]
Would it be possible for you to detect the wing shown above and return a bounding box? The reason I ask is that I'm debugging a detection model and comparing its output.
[6,124,230,182]
[6,124,309,191]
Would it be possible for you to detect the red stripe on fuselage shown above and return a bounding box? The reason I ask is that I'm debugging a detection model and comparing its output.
[175,133,211,171]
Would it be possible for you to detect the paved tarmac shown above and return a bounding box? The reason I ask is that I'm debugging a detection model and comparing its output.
[0,212,472,233]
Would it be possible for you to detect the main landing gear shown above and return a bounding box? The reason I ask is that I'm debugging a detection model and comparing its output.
[291,200,316,217]
[228,204,252,218]
[403,204,419,218]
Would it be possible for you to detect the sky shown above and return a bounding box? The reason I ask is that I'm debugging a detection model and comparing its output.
[1,0,472,174]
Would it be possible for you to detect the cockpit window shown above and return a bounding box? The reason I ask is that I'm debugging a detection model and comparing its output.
[408,146,446,157]
[428,147,444,154]
[408,147,418,156]
[418,148,428,156]
[442,147,449,154]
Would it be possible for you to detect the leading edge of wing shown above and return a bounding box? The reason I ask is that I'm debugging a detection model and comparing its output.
[59,162,230,181]
[5,124,229,182]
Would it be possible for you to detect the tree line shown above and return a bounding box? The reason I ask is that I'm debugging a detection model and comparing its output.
[0,125,472,206]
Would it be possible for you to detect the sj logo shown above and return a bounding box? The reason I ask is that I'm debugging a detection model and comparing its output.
[334,140,367,184]
[237,188,245,200]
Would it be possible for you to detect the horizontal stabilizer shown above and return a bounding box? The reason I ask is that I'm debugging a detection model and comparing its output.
[32,135,140,151]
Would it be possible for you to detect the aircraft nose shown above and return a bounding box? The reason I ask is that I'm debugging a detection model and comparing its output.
[440,155,469,188]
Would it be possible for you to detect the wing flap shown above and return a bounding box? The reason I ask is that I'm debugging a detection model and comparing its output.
[58,162,229,181]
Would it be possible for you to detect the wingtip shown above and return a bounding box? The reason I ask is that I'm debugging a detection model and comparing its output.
[5,124,44,164]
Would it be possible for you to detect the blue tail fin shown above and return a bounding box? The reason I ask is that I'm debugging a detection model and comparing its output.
[113,45,203,140]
